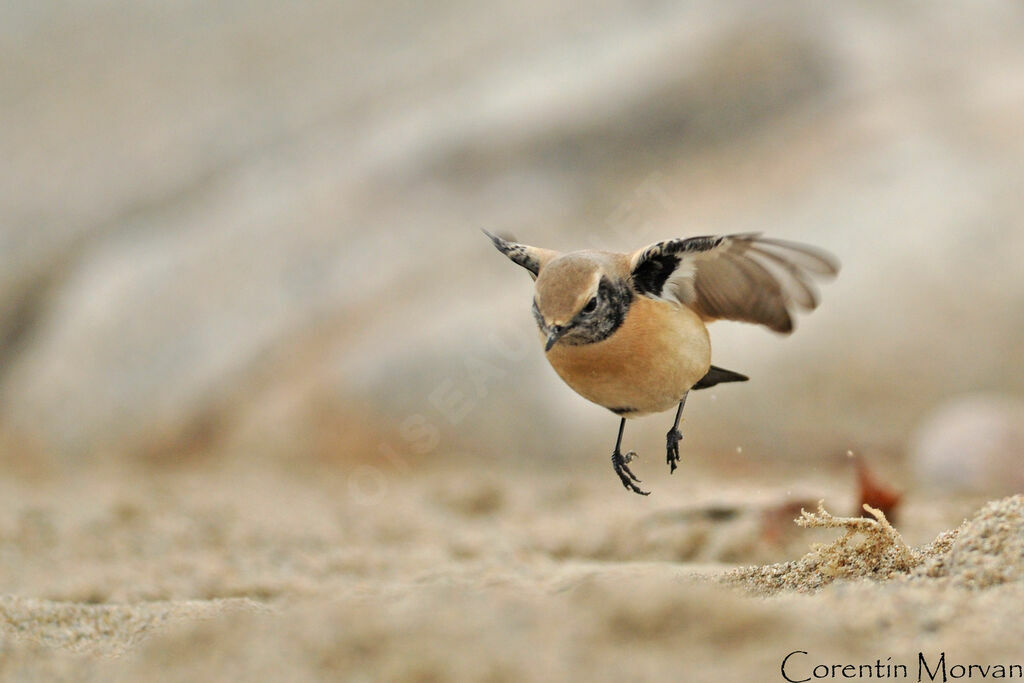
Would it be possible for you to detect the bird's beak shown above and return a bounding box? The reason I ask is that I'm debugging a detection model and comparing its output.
[545,326,565,352]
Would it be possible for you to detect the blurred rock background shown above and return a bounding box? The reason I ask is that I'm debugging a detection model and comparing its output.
[2,0,1023,488]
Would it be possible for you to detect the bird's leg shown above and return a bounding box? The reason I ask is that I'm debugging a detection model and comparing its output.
[610,417,650,496]
[666,392,689,474]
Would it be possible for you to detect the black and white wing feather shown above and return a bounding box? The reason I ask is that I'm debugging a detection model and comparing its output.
[482,229,560,280]
[630,232,839,333]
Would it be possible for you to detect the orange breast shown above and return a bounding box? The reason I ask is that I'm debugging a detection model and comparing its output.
[543,297,711,416]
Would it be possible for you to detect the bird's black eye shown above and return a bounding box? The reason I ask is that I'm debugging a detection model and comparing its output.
[582,297,598,314]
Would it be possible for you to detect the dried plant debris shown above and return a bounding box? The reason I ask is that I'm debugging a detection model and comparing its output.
[722,495,1024,596]
[724,502,919,594]
[798,502,918,577]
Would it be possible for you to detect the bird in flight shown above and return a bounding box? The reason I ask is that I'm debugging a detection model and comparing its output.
[484,230,839,495]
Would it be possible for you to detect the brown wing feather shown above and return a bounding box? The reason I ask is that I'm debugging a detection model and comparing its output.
[630,233,838,333]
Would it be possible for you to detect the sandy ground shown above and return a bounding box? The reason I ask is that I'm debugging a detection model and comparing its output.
[0,458,1019,682]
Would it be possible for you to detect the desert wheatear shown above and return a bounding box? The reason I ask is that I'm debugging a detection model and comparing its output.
[484,230,838,495]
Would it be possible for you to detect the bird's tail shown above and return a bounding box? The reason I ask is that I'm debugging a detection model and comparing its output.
[692,365,749,390]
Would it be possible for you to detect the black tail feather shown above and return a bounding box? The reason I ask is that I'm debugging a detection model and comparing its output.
[692,365,749,390]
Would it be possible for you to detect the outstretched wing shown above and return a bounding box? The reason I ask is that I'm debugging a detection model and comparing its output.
[629,232,839,333]
[482,229,559,280]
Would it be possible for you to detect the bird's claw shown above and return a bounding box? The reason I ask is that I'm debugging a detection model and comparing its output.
[666,428,683,474]
[612,450,650,496]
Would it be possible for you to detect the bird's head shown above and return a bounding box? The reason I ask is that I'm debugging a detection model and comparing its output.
[533,255,604,350]
[483,230,633,351]
[534,254,633,351]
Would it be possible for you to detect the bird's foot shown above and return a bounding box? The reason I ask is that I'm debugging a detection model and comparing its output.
[611,450,650,496]
[666,428,683,474]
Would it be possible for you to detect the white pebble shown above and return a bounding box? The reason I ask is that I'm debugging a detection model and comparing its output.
[909,393,1024,495]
